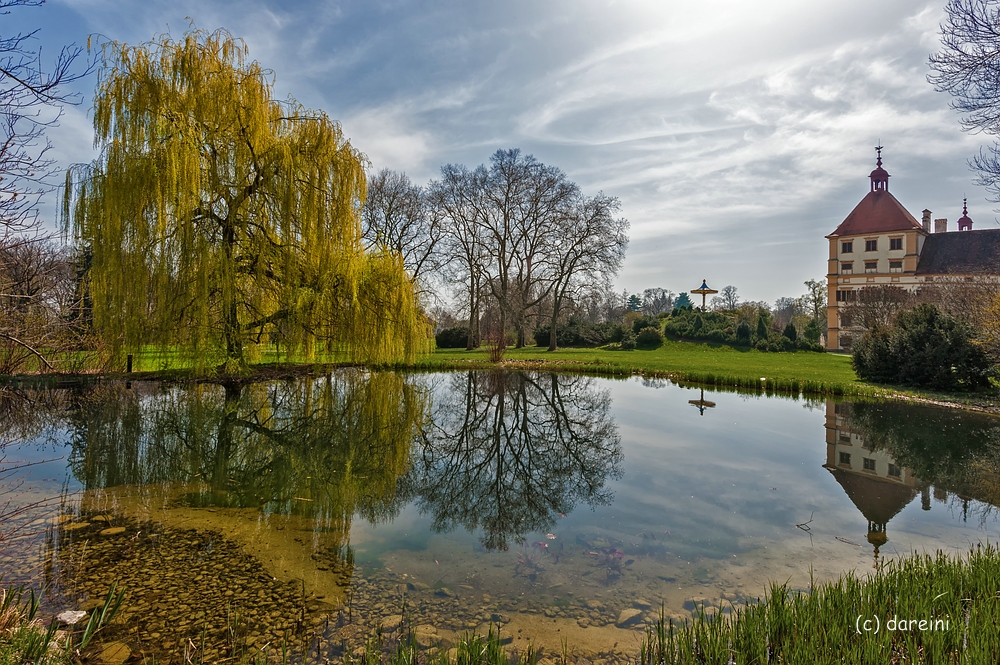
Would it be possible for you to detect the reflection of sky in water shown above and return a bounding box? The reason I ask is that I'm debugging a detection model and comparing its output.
[6,373,999,596]
[5,425,80,495]
[348,376,996,578]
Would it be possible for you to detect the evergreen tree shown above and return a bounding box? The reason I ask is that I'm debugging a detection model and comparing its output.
[756,314,768,340]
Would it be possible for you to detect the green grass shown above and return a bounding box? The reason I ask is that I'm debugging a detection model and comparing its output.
[8,337,998,405]
[401,341,872,396]
[0,585,62,665]
[639,544,1000,664]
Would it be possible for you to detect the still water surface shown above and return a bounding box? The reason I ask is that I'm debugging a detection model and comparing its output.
[2,370,998,660]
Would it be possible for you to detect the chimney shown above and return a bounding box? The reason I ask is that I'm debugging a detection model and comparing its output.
[934,218,947,234]
[921,209,931,233]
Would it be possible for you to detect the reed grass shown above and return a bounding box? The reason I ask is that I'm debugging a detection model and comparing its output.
[639,544,1000,664]
[0,584,60,665]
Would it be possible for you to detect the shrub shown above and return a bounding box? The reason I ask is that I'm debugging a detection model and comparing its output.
[852,304,992,391]
[533,321,625,347]
[636,326,664,347]
[435,326,469,349]
[782,321,797,341]
[736,321,752,344]
[619,330,636,350]
[632,315,660,334]
[803,318,822,343]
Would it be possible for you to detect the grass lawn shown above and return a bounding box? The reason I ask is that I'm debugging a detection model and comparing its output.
[407,340,866,395]
[11,338,998,406]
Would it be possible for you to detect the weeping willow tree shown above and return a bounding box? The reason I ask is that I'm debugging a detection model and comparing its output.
[64,29,426,370]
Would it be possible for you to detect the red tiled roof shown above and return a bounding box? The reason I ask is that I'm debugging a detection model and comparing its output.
[827,191,923,237]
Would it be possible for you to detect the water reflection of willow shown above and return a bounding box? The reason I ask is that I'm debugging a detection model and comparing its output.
[842,400,1000,520]
[408,371,624,551]
[67,371,426,530]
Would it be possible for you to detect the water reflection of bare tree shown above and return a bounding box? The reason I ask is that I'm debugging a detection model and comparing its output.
[407,371,623,550]
[0,389,68,549]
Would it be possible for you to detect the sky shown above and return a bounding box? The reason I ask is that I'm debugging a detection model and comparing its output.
[11,0,998,305]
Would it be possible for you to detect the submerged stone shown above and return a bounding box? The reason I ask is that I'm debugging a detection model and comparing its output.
[615,608,642,627]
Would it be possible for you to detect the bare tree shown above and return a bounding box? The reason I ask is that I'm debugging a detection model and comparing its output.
[803,278,827,322]
[841,285,916,332]
[431,149,618,353]
[546,194,628,350]
[0,1,93,375]
[478,149,577,348]
[0,241,99,373]
[641,287,673,315]
[361,168,443,290]
[0,0,90,241]
[430,163,487,349]
[929,0,1000,198]
[719,285,739,310]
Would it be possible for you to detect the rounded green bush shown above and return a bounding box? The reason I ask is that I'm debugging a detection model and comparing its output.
[636,326,664,347]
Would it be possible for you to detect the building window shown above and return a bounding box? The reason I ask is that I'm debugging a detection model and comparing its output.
[865,239,878,252]
[889,261,902,273]
[889,237,903,251]
[841,241,853,254]
[888,464,901,478]
[841,262,853,274]
[839,433,851,443]
[863,457,876,471]
[836,289,856,302]
[840,312,853,327]
[865,261,877,273]
[839,452,851,465]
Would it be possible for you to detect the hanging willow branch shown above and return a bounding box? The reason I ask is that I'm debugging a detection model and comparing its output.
[64,29,426,370]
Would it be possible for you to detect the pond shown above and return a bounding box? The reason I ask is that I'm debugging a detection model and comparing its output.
[2,370,998,662]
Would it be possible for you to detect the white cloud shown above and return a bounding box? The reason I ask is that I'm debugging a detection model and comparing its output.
[31,0,995,302]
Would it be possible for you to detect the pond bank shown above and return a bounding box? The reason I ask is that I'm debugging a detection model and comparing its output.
[4,348,997,415]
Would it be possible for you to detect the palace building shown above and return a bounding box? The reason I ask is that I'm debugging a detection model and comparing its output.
[825,148,1000,351]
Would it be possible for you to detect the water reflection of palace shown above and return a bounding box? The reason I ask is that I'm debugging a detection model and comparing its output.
[823,401,921,564]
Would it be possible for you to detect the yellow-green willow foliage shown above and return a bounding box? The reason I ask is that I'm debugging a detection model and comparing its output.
[64,30,427,370]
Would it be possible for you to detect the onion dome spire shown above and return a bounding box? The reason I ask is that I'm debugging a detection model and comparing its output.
[958,197,973,231]
[869,145,889,192]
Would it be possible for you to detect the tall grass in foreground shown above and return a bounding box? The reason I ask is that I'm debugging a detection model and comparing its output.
[640,544,1000,665]
[0,582,124,665]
